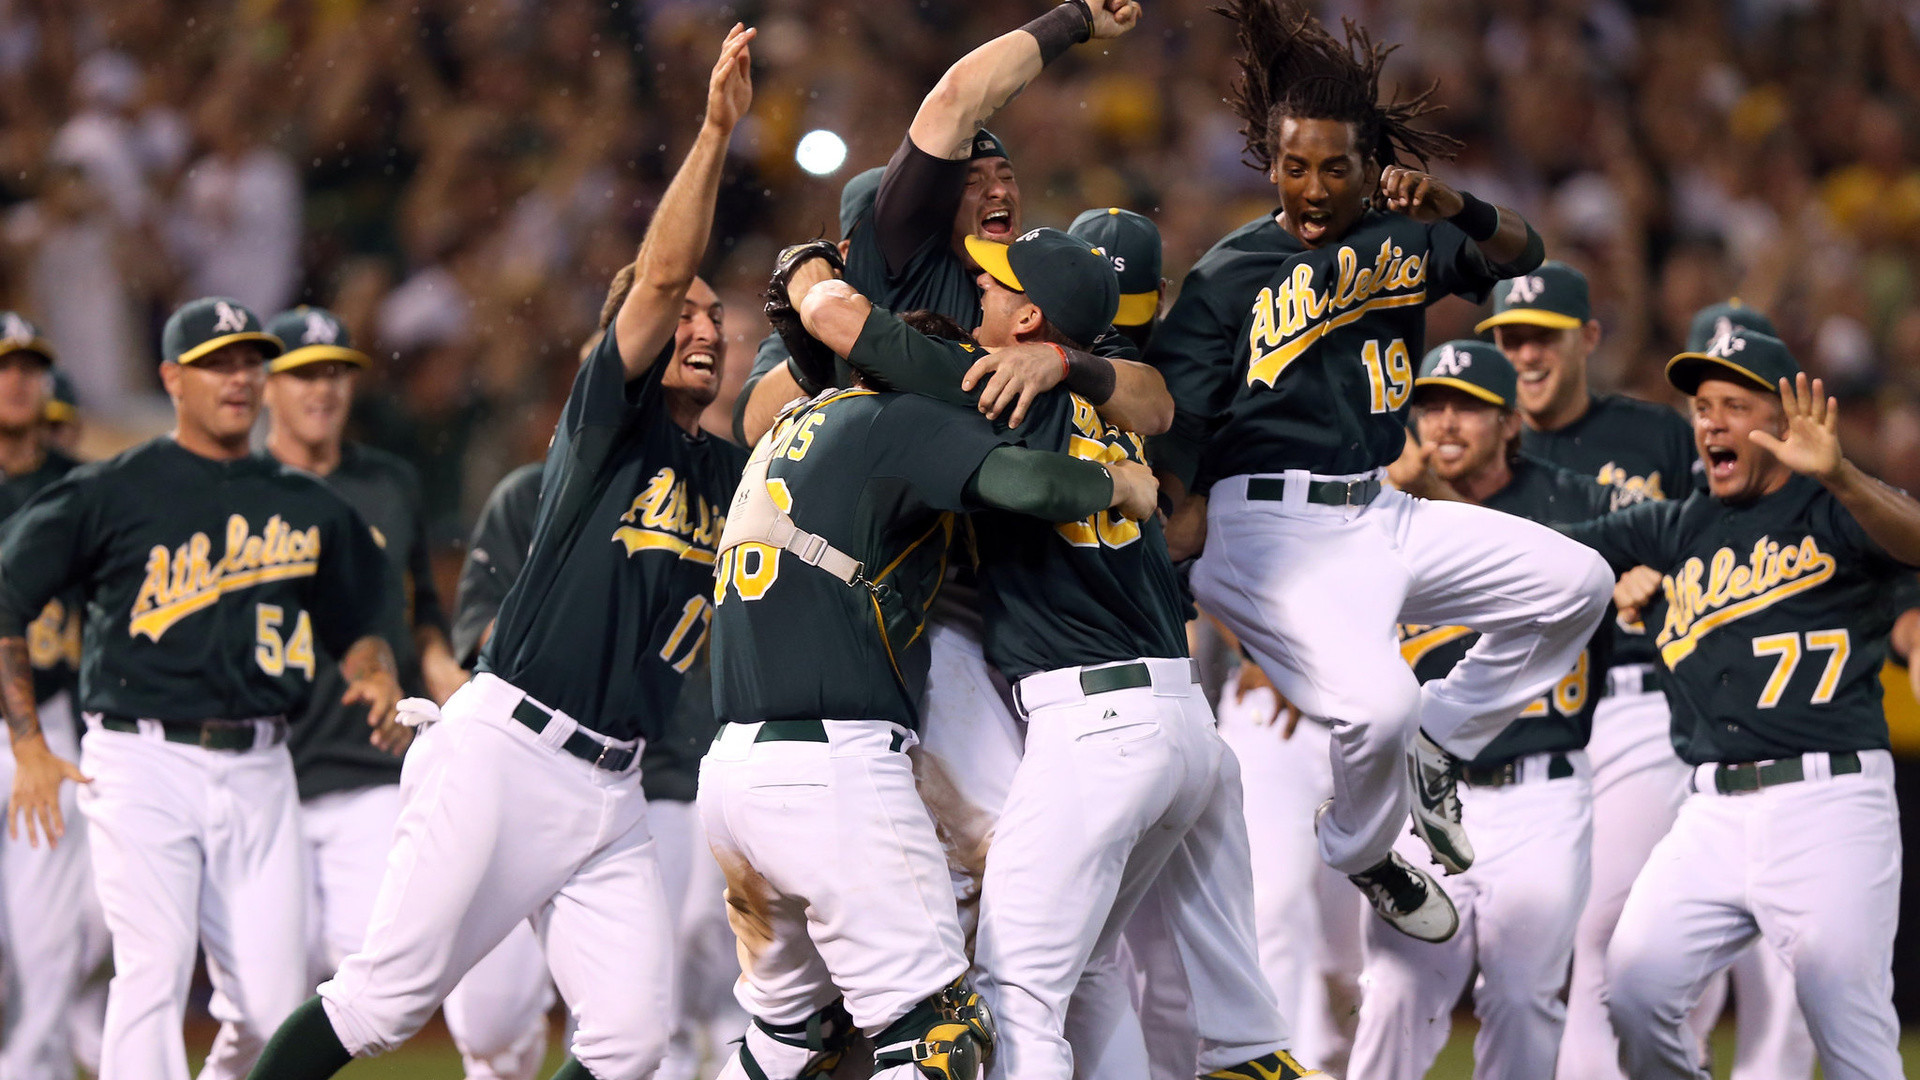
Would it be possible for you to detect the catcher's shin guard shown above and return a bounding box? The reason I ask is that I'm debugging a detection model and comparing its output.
[729,998,855,1080]
[871,980,995,1080]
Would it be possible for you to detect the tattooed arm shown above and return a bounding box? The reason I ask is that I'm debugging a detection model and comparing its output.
[1,636,87,848]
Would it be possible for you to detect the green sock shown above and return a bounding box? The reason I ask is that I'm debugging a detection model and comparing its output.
[246,996,353,1080]
[546,1058,597,1080]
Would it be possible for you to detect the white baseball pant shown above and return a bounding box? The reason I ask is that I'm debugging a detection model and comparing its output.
[319,673,672,1080]
[0,693,109,1080]
[1194,475,1613,874]
[1558,681,1815,1080]
[650,796,748,1080]
[300,782,555,1080]
[76,715,307,1080]
[974,659,1288,1080]
[915,614,1153,1079]
[1350,751,1593,1080]
[699,719,967,1079]
[1606,750,1903,1080]
[1215,683,1363,1075]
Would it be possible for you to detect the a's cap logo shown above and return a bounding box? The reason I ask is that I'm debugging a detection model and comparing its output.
[1706,321,1746,358]
[212,301,247,333]
[1431,344,1472,377]
[1506,275,1545,304]
[1015,228,1045,244]
[302,311,339,345]
[1,313,30,342]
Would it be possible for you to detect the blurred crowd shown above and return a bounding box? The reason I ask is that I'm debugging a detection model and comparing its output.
[2,0,1918,562]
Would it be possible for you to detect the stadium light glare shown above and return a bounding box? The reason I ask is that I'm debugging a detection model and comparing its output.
[795,130,848,177]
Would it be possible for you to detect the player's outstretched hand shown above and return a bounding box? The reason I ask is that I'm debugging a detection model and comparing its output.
[344,669,409,755]
[963,344,1068,428]
[8,734,88,848]
[1613,564,1663,626]
[1231,662,1301,736]
[1378,166,1464,223]
[1088,0,1143,39]
[1107,459,1160,521]
[1749,374,1842,481]
[704,23,755,135]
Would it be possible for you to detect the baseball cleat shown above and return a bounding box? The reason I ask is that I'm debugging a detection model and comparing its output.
[1202,1048,1321,1078]
[1409,730,1474,874]
[1348,850,1459,943]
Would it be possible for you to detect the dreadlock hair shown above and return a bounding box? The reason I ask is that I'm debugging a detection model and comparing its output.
[1216,0,1461,176]
[599,262,637,332]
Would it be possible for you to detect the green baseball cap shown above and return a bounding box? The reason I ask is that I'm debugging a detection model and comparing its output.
[1685,300,1778,353]
[43,369,77,424]
[1475,261,1590,333]
[965,227,1119,349]
[162,297,282,365]
[969,129,1009,161]
[839,166,885,238]
[0,312,56,366]
[265,307,371,373]
[1414,340,1516,408]
[1667,328,1803,396]
[1069,207,1162,327]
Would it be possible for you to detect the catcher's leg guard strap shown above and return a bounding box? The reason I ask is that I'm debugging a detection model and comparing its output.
[871,982,996,1080]
[735,999,854,1080]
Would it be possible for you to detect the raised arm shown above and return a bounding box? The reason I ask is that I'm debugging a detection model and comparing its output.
[1377,166,1543,272]
[1754,374,1920,567]
[908,2,1139,160]
[612,24,754,377]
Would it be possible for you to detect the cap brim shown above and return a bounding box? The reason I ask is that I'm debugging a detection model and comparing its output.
[1475,308,1584,333]
[271,345,372,373]
[1413,376,1508,407]
[1113,291,1159,327]
[175,331,284,365]
[0,338,56,365]
[963,235,1022,291]
[41,400,75,423]
[1665,353,1776,396]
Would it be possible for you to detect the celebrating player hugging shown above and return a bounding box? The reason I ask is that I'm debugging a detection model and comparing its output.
[4,3,1916,1080]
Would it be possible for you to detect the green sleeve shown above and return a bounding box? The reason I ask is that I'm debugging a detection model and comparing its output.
[845,306,983,410]
[963,446,1114,523]
[0,476,94,638]
[1557,498,1683,574]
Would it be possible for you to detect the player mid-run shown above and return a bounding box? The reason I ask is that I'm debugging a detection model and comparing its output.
[1149,0,1612,939]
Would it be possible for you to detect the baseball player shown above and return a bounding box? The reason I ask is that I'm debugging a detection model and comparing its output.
[40,367,81,456]
[243,25,755,1080]
[1066,207,1166,351]
[1486,270,1813,1079]
[699,239,1161,1080]
[799,229,1310,1080]
[1560,329,1917,1080]
[0,295,400,1080]
[0,313,110,1080]
[452,450,743,1080]
[260,307,556,1080]
[1349,341,1609,1079]
[1147,0,1610,938]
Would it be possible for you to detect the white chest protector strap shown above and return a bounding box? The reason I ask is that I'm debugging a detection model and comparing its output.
[717,431,867,589]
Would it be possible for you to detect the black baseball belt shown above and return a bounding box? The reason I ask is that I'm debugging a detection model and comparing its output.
[510,697,636,772]
[1710,751,1861,795]
[1601,666,1661,698]
[1459,751,1576,789]
[96,715,285,751]
[1246,475,1382,508]
[724,718,908,752]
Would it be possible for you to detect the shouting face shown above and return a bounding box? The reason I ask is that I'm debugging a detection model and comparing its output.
[1271,116,1376,249]
[662,276,725,407]
[953,158,1021,260]
[1691,376,1791,503]
[1413,386,1517,487]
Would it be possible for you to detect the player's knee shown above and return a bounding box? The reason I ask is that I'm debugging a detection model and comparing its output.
[573,1022,670,1080]
[1601,938,1680,1035]
[872,980,996,1080]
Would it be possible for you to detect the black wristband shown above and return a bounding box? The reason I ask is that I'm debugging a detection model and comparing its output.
[1062,347,1117,405]
[784,355,826,398]
[1022,1,1093,65]
[1449,191,1500,243]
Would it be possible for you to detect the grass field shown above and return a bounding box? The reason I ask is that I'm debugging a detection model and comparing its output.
[190,1015,1920,1078]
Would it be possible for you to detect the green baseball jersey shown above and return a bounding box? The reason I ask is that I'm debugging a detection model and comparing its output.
[1562,475,1916,764]
[1396,456,1612,765]
[452,462,543,667]
[1521,394,1701,668]
[479,332,746,742]
[711,388,1015,728]
[0,439,387,722]
[841,309,1187,680]
[2,448,82,705]
[456,460,715,803]
[288,444,446,801]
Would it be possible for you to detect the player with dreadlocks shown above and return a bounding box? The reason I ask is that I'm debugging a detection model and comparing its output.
[1144,0,1613,943]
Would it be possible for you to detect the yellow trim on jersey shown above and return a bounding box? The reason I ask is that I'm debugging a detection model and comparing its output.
[610,529,717,565]
[1658,564,1835,667]
[1246,291,1425,388]
[1399,625,1476,668]
[1412,376,1506,407]
[129,562,319,641]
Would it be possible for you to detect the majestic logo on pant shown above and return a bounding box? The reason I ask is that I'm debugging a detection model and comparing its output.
[613,466,724,565]
[129,515,323,641]
[1658,535,1835,666]
[1246,238,1427,387]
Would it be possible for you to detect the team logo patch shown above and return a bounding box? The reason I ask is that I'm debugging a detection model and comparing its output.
[212,301,248,334]
[1,312,32,344]
[1430,344,1472,377]
[129,515,323,641]
[1705,321,1747,359]
[302,311,340,345]
[1245,237,1427,388]
[1658,534,1835,666]
[1505,275,1545,304]
[612,466,724,565]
